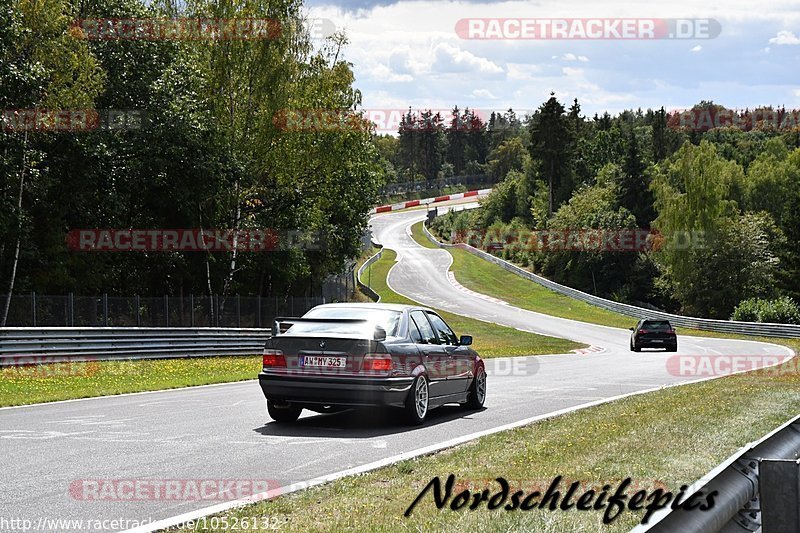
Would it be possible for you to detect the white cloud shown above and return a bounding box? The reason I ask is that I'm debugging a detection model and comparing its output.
[387,47,429,76]
[691,45,702,52]
[560,53,589,62]
[795,89,800,97]
[471,89,498,99]
[432,43,503,75]
[370,64,413,82]
[507,63,543,80]
[769,30,800,45]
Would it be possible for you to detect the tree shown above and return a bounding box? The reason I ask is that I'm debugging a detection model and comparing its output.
[0,0,104,325]
[487,137,527,180]
[529,93,574,216]
[619,128,655,227]
[416,110,444,181]
[649,141,774,317]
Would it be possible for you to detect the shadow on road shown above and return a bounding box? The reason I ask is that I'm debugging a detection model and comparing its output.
[253,405,486,439]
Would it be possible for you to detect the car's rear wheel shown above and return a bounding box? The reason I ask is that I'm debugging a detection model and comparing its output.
[405,375,429,425]
[267,400,302,423]
[631,339,641,352]
[667,344,678,352]
[462,366,486,410]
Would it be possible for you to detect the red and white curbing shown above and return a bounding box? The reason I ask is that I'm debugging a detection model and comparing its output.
[572,345,607,356]
[447,271,508,305]
[370,188,492,214]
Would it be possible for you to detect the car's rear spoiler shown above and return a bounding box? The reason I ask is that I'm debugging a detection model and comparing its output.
[272,317,384,340]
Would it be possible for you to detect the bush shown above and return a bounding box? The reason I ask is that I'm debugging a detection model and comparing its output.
[731,297,800,324]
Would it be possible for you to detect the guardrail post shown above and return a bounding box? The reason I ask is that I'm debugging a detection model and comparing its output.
[190,294,194,327]
[135,295,140,326]
[236,295,241,328]
[68,292,74,326]
[164,295,169,327]
[31,291,36,326]
[102,293,108,326]
[760,459,800,532]
[256,295,261,328]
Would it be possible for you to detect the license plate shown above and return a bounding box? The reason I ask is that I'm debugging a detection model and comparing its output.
[302,356,346,368]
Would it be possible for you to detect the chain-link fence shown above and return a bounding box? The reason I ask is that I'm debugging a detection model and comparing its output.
[380,174,495,197]
[322,261,356,303]
[0,293,331,327]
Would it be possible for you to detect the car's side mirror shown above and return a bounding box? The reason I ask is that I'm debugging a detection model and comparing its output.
[374,325,387,342]
[459,335,473,346]
[629,327,635,331]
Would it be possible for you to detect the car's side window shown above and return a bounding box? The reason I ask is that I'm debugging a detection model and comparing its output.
[408,315,423,343]
[411,311,438,344]
[426,312,458,345]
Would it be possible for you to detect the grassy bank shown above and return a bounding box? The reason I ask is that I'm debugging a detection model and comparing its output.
[413,222,794,341]
[358,248,585,357]
[0,355,261,407]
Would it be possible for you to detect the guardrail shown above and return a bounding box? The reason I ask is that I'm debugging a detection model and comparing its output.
[357,241,384,302]
[0,327,271,364]
[636,414,800,532]
[421,221,800,338]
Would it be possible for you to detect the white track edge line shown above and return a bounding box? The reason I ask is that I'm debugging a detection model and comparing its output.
[123,344,795,533]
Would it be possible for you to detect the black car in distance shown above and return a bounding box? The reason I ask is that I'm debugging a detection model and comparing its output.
[630,319,678,352]
[258,303,487,425]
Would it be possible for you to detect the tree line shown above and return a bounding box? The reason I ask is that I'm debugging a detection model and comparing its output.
[0,0,382,325]
[428,96,800,320]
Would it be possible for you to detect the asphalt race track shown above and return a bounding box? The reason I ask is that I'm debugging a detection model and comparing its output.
[0,206,793,532]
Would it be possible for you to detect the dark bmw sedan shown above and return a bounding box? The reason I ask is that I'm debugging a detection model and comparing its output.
[630,319,678,352]
[258,303,486,425]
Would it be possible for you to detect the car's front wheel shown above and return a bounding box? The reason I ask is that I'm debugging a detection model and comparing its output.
[461,366,486,410]
[405,375,429,425]
[267,400,302,423]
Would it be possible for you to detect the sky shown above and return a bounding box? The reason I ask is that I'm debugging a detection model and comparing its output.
[302,0,800,129]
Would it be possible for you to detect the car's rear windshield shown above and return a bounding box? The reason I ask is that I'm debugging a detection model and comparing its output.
[643,321,672,330]
[291,307,403,336]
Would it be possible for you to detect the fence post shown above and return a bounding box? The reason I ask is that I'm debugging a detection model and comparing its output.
[164,295,169,327]
[190,294,194,328]
[31,291,36,326]
[68,292,74,326]
[236,295,241,328]
[102,293,108,326]
[215,294,220,327]
[257,295,261,328]
[135,295,140,327]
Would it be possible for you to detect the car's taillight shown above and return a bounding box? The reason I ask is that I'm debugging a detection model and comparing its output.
[263,350,286,367]
[638,329,649,334]
[362,353,393,372]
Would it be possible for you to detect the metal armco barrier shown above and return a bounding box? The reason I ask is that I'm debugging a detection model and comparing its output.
[421,221,800,338]
[357,242,384,302]
[0,327,271,364]
[636,414,800,532]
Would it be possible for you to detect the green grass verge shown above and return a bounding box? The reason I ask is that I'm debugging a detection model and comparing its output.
[181,340,800,532]
[359,248,585,357]
[413,222,792,341]
[413,221,636,329]
[0,355,261,407]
